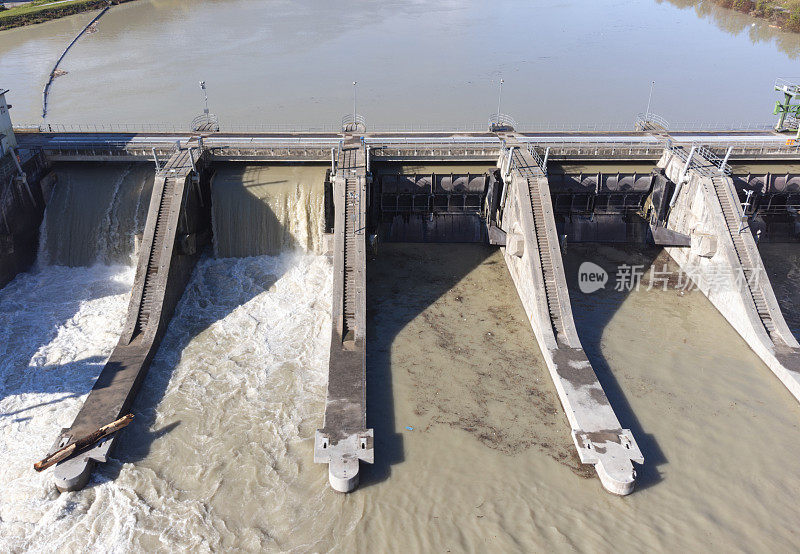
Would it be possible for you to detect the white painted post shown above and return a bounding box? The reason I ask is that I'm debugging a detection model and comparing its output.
[679,145,696,184]
[366,145,371,173]
[543,146,550,174]
[353,81,358,125]
[331,147,336,176]
[720,146,733,174]
[671,145,696,208]
[497,78,504,119]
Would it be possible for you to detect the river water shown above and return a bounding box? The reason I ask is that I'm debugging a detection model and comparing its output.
[0,0,798,127]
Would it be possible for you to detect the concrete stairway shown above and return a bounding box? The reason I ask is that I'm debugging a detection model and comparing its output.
[498,141,643,495]
[135,177,175,336]
[314,138,374,492]
[710,175,777,336]
[528,175,567,341]
[46,145,209,491]
[659,148,800,402]
[343,176,358,340]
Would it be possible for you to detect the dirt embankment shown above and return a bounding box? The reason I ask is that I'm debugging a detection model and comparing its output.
[0,0,136,31]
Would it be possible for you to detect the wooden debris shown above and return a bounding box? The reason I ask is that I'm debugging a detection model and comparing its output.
[33,414,134,472]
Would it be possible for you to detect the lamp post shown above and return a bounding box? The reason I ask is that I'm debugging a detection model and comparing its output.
[497,78,504,118]
[353,81,358,124]
[199,81,209,124]
[645,80,655,118]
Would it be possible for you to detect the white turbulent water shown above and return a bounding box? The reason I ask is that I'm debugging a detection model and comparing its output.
[0,254,333,552]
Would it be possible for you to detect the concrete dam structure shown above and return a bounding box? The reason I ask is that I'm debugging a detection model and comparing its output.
[3,101,800,496]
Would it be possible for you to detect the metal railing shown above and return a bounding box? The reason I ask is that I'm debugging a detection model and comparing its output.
[635,112,670,131]
[341,113,366,131]
[191,113,219,132]
[527,143,548,175]
[365,137,500,145]
[16,118,778,135]
[694,143,732,175]
[488,113,516,130]
[775,78,800,96]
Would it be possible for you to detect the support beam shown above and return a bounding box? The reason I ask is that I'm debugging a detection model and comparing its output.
[496,137,643,495]
[314,134,373,492]
[659,147,800,402]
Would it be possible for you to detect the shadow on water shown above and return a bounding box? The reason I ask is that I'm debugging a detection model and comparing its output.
[359,244,495,488]
[0,271,133,404]
[759,243,800,342]
[561,245,668,491]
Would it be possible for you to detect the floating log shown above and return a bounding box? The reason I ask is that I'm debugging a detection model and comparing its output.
[33,413,134,472]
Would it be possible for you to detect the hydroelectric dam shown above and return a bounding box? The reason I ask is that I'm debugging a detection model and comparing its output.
[3,96,800,497]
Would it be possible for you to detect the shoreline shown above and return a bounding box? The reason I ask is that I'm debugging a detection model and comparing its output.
[0,0,136,31]
[702,0,800,33]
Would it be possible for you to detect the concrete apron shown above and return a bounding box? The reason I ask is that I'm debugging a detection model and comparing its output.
[497,147,643,495]
[659,150,800,402]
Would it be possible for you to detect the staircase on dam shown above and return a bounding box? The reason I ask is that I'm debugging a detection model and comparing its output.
[45,144,210,492]
[711,174,777,336]
[314,136,374,492]
[659,147,800,402]
[498,139,644,495]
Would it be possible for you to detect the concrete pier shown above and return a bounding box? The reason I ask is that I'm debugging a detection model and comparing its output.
[497,137,643,495]
[314,135,374,492]
[659,147,800,402]
[47,143,211,491]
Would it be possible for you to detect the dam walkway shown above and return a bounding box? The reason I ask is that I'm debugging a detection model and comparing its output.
[314,135,374,492]
[47,144,210,491]
[498,137,643,495]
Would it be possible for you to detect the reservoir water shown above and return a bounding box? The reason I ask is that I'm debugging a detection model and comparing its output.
[0,0,798,127]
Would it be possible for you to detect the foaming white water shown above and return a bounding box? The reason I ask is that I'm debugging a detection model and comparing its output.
[0,253,337,552]
[0,263,135,553]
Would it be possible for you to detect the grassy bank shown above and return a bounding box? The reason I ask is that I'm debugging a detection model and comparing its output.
[0,0,135,31]
[708,1,800,32]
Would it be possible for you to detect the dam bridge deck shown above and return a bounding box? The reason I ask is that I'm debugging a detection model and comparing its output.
[14,128,800,163]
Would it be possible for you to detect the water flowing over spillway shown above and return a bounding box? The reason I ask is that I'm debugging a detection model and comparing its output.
[211,165,326,257]
[39,163,154,267]
[0,163,336,551]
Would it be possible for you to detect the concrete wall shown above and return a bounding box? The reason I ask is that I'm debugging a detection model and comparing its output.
[0,91,17,152]
[659,150,800,401]
[496,146,642,495]
[0,153,50,289]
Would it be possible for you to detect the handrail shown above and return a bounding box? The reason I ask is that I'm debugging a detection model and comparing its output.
[694,143,732,175]
[635,112,670,131]
[191,113,219,132]
[527,143,548,175]
[341,113,366,132]
[775,78,800,96]
[488,113,516,130]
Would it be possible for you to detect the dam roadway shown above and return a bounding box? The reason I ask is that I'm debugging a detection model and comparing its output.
[4,120,800,496]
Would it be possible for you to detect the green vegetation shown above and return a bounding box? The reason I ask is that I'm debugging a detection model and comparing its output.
[0,0,134,31]
[705,0,800,32]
